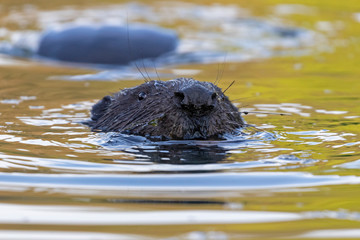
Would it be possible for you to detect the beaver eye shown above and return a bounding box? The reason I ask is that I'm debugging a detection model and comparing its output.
[138,92,147,100]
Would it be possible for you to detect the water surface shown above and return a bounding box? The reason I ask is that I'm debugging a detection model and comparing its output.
[0,0,360,239]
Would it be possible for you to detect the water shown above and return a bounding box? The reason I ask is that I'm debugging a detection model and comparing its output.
[0,1,360,239]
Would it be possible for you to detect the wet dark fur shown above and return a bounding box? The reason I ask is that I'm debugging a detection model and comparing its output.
[86,78,245,140]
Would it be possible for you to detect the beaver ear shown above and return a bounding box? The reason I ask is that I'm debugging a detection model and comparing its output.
[91,95,112,121]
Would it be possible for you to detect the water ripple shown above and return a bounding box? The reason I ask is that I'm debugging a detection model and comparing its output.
[0,152,316,173]
[0,172,358,194]
[0,203,301,225]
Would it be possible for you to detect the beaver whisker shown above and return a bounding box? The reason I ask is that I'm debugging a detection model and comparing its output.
[133,61,149,83]
[140,59,152,82]
[243,124,265,132]
[241,111,292,116]
[152,61,161,81]
[222,80,235,94]
[125,21,149,83]
[230,97,252,103]
[225,111,243,114]
[214,54,227,86]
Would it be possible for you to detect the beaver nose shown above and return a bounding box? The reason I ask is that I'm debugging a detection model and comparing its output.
[174,85,217,115]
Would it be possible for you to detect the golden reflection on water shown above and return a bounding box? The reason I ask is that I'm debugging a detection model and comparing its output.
[0,0,360,239]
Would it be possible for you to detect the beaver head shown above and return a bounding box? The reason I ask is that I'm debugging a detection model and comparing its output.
[86,78,245,140]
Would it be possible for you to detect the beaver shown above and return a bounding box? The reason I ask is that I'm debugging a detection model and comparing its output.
[37,25,178,65]
[86,78,245,140]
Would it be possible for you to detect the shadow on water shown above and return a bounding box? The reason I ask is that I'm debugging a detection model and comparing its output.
[99,132,238,167]
[130,144,228,165]
[97,130,271,166]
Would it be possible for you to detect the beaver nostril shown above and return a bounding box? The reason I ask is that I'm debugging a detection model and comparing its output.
[174,91,185,101]
[202,104,214,111]
[207,105,215,110]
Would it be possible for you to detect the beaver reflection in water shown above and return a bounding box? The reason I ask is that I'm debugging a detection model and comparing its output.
[86,78,245,140]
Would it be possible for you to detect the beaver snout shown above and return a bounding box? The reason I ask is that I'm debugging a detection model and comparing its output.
[174,85,217,116]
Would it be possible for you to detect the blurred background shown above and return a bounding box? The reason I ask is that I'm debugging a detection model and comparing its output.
[0,0,360,239]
